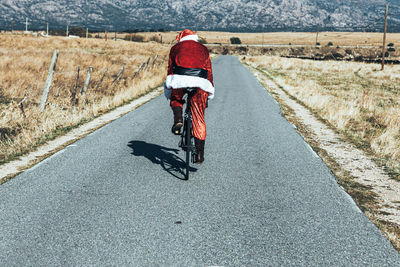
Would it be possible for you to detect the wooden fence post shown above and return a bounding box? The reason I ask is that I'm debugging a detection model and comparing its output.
[96,67,109,90]
[71,66,80,103]
[133,63,145,79]
[113,63,126,83]
[143,57,151,71]
[152,54,158,68]
[18,86,30,117]
[80,67,93,100]
[160,55,167,66]
[40,49,59,111]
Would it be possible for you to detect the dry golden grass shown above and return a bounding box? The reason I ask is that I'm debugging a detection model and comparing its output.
[246,55,400,175]
[218,31,400,46]
[150,31,400,46]
[87,30,400,46]
[0,33,169,163]
[46,30,400,48]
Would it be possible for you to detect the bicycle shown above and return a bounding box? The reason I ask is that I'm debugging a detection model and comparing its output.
[178,87,197,180]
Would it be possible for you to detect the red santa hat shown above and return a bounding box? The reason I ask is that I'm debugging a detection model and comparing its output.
[176,29,199,42]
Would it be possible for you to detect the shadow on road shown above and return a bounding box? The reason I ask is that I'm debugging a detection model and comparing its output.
[128,140,197,180]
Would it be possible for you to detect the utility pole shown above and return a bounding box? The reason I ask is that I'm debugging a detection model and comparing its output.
[46,22,49,36]
[105,30,108,41]
[86,28,89,38]
[25,17,29,32]
[11,19,14,32]
[381,4,389,71]
[316,32,319,45]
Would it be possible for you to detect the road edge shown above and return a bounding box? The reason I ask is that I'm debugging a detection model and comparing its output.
[244,62,400,252]
[0,87,164,185]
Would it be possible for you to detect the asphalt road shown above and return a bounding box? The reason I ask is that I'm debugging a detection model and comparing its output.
[0,56,399,266]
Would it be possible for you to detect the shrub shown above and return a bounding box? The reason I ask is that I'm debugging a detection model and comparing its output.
[236,46,248,54]
[316,42,321,46]
[199,37,207,44]
[345,49,353,54]
[332,52,344,58]
[149,35,161,43]
[132,34,145,42]
[69,26,86,37]
[49,29,66,36]
[327,42,333,46]
[388,43,394,47]
[388,47,396,52]
[230,37,241,44]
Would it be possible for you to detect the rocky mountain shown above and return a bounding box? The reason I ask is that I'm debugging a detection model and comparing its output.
[1,0,400,32]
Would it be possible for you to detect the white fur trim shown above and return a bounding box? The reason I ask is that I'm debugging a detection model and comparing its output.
[179,34,199,42]
[165,74,215,99]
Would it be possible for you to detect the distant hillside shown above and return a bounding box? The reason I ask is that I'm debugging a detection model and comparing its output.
[1,0,399,32]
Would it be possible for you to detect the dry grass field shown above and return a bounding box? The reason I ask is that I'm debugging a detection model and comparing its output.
[203,31,400,46]
[90,31,400,46]
[0,33,169,164]
[245,55,400,177]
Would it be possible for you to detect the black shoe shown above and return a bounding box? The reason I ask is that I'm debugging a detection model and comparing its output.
[171,122,183,135]
[171,107,183,135]
[193,138,205,164]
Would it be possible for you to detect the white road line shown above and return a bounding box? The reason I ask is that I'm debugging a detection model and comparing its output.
[304,142,319,158]
[340,186,363,214]
[26,149,66,173]
[0,87,163,182]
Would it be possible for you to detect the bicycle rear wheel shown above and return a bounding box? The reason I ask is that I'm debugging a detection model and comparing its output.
[184,115,191,180]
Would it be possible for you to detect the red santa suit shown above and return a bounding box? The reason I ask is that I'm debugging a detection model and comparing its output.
[164,29,214,141]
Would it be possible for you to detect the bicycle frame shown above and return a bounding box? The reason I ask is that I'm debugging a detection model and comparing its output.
[179,87,197,180]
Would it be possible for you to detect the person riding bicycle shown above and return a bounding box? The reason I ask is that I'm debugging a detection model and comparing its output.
[164,29,215,164]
